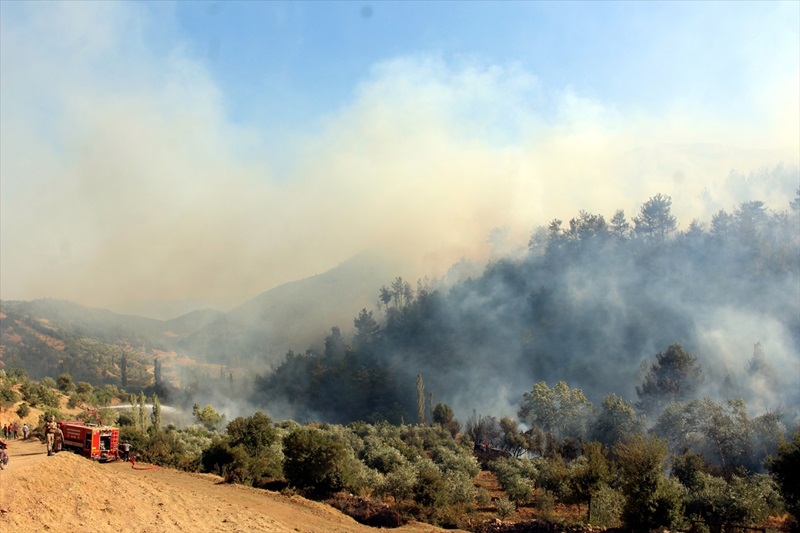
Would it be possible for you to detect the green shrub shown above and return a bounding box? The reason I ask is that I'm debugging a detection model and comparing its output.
[19,382,35,404]
[5,368,28,383]
[615,435,683,530]
[444,470,477,505]
[56,373,75,393]
[251,442,285,481]
[282,426,360,498]
[413,459,447,507]
[767,430,800,521]
[429,504,469,530]
[75,381,93,395]
[505,474,534,504]
[496,497,516,520]
[530,456,570,498]
[116,408,136,427]
[536,489,556,520]
[226,412,278,454]
[490,457,518,485]
[118,426,148,454]
[381,462,417,502]
[96,407,118,425]
[201,426,283,487]
[192,403,225,431]
[201,437,236,476]
[431,444,480,477]
[362,435,408,473]
[590,484,624,526]
[652,476,687,529]
[178,426,219,465]
[38,385,61,408]
[139,429,198,470]
[16,402,31,418]
[0,383,21,409]
[66,394,81,409]
[221,445,259,485]
[476,488,491,507]
[686,472,783,527]
[92,385,117,407]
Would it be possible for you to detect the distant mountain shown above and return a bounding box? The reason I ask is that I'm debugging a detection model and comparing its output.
[0,299,223,346]
[162,309,227,337]
[1,252,409,379]
[0,299,157,384]
[176,251,406,369]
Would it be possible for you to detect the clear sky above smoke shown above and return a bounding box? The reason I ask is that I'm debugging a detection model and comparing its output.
[1,1,798,318]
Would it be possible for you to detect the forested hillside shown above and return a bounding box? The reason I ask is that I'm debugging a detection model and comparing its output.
[255,190,800,430]
[3,189,798,433]
[0,301,152,387]
[2,190,799,532]
[0,299,225,387]
[176,251,405,366]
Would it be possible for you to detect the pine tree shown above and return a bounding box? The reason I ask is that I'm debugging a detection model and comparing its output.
[634,193,678,241]
[636,343,703,416]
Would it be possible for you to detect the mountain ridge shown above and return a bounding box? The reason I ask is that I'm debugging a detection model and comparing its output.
[0,251,408,379]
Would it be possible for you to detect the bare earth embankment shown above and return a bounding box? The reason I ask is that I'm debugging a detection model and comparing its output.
[0,438,459,533]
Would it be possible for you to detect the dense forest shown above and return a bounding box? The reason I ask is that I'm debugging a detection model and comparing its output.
[254,190,800,431]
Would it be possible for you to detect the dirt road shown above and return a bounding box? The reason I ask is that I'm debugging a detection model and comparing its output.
[0,437,456,533]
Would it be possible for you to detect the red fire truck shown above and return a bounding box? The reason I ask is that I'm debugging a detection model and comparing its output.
[58,421,119,462]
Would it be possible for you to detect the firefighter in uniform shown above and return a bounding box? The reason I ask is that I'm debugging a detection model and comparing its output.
[45,416,59,456]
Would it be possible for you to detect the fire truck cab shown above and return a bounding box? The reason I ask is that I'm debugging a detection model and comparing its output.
[58,421,119,462]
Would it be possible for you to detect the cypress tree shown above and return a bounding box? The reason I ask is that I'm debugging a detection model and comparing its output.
[150,394,162,434]
[417,374,425,424]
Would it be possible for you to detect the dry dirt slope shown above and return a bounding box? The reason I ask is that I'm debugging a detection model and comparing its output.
[0,438,461,533]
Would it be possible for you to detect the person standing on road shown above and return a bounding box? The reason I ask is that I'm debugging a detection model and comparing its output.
[22,423,29,439]
[120,441,132,462]
[45,416,58,456]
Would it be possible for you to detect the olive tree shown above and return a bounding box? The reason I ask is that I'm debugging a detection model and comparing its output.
[518,381,592,441]
[614,435,684,530]
[283,425,361,498]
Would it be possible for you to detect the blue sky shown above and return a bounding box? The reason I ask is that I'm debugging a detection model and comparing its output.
[1,1,798,317]
[171,2,790,132]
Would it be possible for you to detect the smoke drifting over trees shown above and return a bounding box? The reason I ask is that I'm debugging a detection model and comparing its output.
[254,185,800,434]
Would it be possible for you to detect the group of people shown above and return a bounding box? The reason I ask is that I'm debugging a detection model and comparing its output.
[2,422,29,440]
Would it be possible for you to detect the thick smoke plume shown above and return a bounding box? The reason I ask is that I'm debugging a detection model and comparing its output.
[1,2,797,319]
